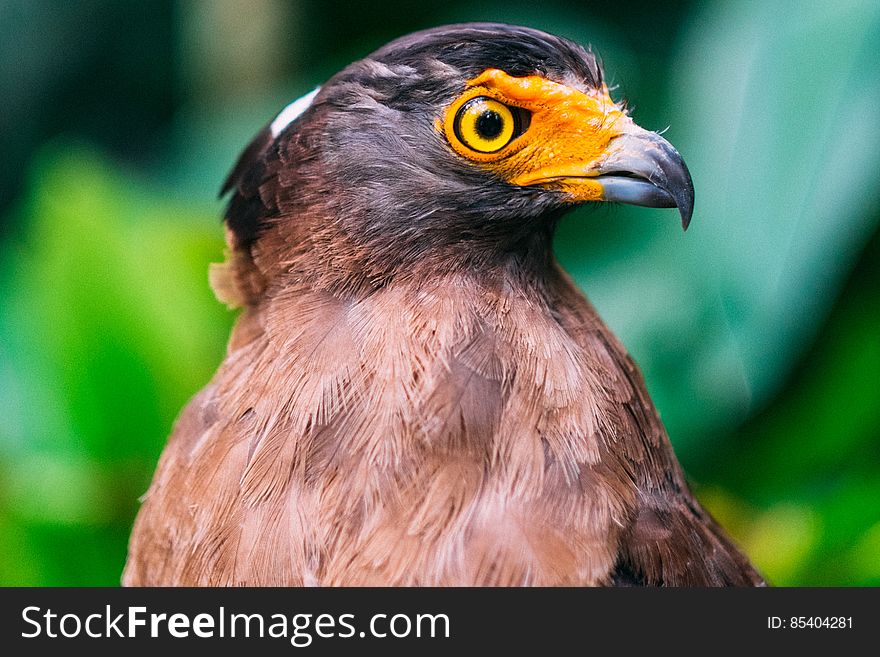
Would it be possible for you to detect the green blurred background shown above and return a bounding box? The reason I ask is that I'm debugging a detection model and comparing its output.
[1,0,878,586]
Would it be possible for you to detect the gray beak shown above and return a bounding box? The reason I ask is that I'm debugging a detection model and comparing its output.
[595,131,695,230]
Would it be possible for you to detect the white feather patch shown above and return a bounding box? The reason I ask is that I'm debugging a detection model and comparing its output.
[270,87,321,138]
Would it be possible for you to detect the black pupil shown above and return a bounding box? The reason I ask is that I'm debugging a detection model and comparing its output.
[475,110,504,139]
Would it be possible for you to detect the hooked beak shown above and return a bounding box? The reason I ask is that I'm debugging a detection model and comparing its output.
[592,130,695,230]
[516,127,695,230]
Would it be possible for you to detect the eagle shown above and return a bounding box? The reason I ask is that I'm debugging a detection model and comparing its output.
[124,23,765,586]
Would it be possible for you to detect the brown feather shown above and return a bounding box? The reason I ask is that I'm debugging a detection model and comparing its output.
[124,24,763,587]
[124,235,763,585]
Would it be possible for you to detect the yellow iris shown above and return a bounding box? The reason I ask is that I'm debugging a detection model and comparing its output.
[453,97,516,153]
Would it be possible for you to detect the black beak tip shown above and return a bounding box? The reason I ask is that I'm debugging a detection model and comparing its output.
[678,189,694,231]
[681,211,692,231]
[669,153,694,231]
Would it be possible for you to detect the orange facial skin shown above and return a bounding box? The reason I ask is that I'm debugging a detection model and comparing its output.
[441,69,636,201]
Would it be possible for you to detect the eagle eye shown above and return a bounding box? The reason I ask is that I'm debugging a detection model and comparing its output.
[452,96,527,154]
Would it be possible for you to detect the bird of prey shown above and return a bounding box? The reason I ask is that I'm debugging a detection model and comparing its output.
[124,23,765,586]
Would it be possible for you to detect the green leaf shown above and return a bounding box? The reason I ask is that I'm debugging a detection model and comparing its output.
[559,1,880,450]
[0,144,232,584]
